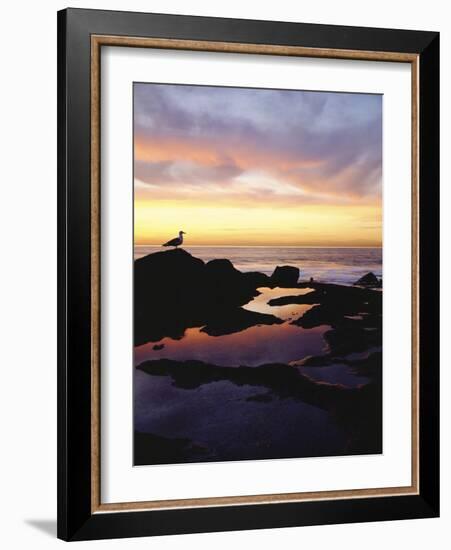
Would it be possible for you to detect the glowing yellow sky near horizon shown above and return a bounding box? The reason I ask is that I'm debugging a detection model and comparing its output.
[134,198,382,247]
[133,85,382,247]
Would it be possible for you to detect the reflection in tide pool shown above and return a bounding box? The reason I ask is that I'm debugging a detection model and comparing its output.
[135,322,329,368]
[298,364,370,388]
[243,286,314,321]
[134,285,377,464]
[134,288,327,367]
[134,371,347,462]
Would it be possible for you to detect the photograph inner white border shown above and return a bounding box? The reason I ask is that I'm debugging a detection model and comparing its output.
[101,46,412,504]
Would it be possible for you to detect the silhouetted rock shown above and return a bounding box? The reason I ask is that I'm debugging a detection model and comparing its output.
[134,249,206,344]
[354,272,381,288]
[270,283,379,308]
[243,271,271,288]
[267,282,382,357]
[134,249,274,345]
[200,308,282,336]
[134,249,382,362]
[205,258,236,274]
[323,325,381,356]
[204,259,259,308]
[134,431,208,465]
[137,357,350,399]
[298,351,382,386]
[246,392,274,403]
[270,265,300,287]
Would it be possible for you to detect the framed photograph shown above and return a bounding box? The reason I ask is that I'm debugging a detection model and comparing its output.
[57,8,439,541]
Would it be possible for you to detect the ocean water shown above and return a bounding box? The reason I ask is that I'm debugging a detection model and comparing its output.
[134,245,382,286]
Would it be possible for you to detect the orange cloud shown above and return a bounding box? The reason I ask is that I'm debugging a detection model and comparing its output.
[133,83,382,246]
[135,135,322,174]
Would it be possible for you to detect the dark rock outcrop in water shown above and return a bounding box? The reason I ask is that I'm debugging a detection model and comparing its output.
[269,282,380,310]
[134,431,208,465]
[134,249,293,345]
[200,307,282,336]
[243,271,271,288]
[270,265,300,287]
[353,272,381,288]
[135,249,381,362]
[268,282,382,358]
[134,250,383,464]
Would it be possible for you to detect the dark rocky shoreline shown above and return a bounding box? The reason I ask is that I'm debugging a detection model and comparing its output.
[134,248,382,465]
[271,282,382,360]
[134,248,303,345]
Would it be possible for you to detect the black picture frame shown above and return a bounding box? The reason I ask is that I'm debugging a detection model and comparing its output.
[57,7,439,541]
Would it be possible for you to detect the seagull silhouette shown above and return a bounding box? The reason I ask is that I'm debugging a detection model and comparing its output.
[162,230,186,249]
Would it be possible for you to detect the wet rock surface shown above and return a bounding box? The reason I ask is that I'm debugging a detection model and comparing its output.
[353,271,382,288]
[136,355,382,462]
[268,282,382,359]
[134,250,383,464]
[134,249,300,345]
[270,265,300,287]
[200,307,283,336]
[134,431,208,465]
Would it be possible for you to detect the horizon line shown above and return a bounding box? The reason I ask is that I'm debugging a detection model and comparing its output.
[134,244,383,249]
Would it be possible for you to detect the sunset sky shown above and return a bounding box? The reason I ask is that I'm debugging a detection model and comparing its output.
[134,83,382,247]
